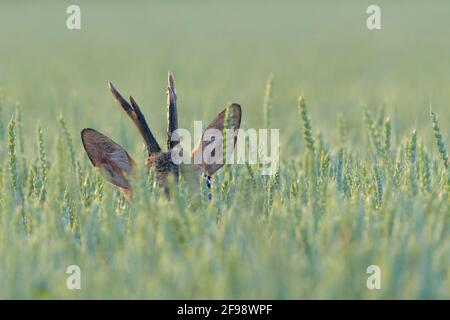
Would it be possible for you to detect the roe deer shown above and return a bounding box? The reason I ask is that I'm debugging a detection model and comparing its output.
[81,71,241,199]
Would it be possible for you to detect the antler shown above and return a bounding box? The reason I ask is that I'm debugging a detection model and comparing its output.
[108,82,161,154]
[166,71,178,150]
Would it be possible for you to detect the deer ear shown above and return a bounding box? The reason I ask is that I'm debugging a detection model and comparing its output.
[191,103,241,176]
[81,128,135,198]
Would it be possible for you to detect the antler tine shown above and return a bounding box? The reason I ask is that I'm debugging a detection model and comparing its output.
[108,81,134,114]
[129,96,161,154]
[168,70,176,95]
[108,81,161,154]
[167,71,178,150]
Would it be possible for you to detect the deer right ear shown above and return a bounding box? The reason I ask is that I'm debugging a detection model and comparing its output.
[191,103,242,176]
[81,128,136,199]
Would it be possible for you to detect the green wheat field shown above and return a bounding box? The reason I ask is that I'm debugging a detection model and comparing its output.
[0,1,449,299]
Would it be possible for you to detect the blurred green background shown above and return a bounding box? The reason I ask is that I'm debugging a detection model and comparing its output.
[0,0,449,299]
[0,0,449,156]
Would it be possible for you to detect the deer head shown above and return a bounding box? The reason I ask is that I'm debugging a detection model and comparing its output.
[81,72,241,199]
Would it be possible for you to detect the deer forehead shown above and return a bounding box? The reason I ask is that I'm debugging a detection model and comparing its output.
[147,152,178,172]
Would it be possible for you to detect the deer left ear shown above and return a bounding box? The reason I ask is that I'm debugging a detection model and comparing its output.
[81,128,135,198]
